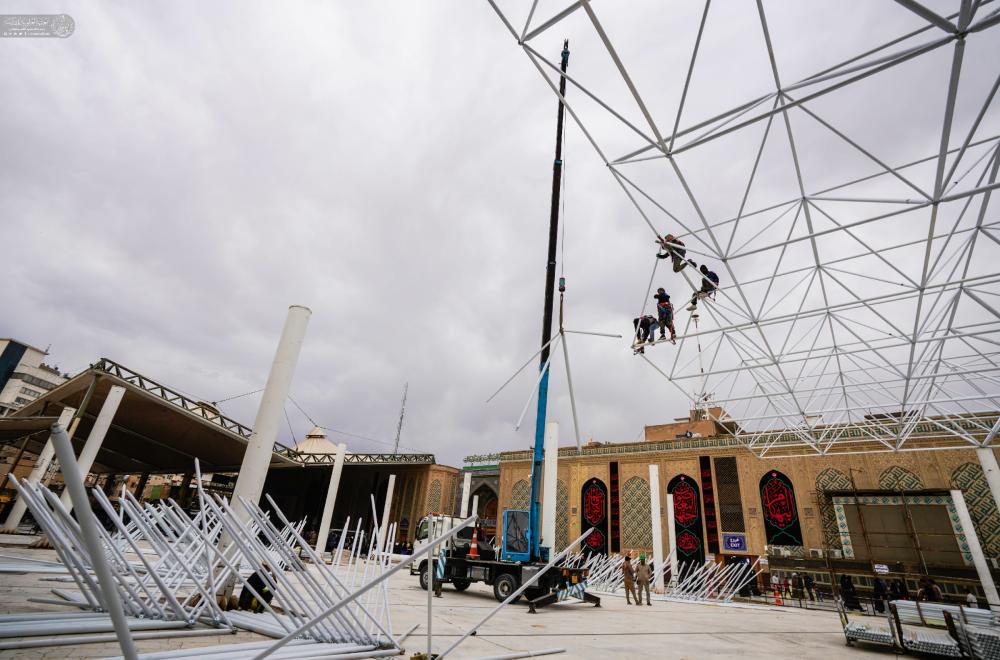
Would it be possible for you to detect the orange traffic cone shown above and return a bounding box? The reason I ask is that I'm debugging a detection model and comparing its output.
[469,528,479,559]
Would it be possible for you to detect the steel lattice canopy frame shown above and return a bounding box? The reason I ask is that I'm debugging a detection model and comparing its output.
[487,0,1000,456]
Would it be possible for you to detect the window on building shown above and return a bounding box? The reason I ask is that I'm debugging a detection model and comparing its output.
[14,397,31,406]
[9,373,58,391]
[19,387,41,398]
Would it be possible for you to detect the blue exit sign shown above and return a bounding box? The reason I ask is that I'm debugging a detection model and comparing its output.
[723,533,747,552]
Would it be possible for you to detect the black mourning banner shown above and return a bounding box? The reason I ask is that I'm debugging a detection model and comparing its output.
[668,474,705,571]
[758,470,804,546]
[580,478,609,556]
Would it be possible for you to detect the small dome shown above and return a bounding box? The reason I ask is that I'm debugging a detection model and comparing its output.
[296,426,340,454]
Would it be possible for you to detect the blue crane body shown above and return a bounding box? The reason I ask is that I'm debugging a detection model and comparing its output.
[412,41,599,610]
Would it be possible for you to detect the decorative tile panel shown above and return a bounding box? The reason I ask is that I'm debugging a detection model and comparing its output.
[621,476,652,550]
[951,462,1000,557]
[556,480,569,552]
[428,479,442,513]
[879,466,924,491]
[816,468,853,549]
[511,479,530,510]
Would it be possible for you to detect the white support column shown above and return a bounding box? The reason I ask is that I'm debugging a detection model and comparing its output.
[951,489,1000,613]
[230,305,311,521]
[541,421,559,551]
[379,474,396,553]
[459,472,472,518]
[3,406,75,531]
[666,493,678,586]
[649,464,665,592]
[60,386,125,513]
[471,494,480,520]
[315,442,346,554]
[977,448,1000,525]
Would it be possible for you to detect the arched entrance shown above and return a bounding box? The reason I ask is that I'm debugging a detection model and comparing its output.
[472,483,499,540]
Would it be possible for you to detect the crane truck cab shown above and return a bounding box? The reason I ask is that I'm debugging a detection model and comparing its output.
[410,512,596,608]
[409,514,496,576]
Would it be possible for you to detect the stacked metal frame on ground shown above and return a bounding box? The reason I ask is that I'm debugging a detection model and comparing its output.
[1,460,413,657]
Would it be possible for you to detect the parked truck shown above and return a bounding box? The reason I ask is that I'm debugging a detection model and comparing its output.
[410,512,595,609]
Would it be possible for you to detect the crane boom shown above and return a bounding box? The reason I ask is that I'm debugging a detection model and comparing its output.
[526,39,570,563]
[392,382,408,454]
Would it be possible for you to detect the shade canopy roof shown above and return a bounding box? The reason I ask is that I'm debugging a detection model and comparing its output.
[7,358,298,474]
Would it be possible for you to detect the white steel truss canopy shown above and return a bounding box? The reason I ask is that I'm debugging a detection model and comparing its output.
[488,0,1000,457]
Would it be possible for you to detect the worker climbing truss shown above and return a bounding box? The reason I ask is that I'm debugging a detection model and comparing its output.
[487,0,1000,456]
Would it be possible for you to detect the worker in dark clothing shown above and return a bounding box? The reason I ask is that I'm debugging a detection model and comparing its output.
[687,265,720,311]
[653,288,677,344]
[840,574,862,611]
[632,315,658,353]
[804,573,816,601]
[656,234,689,272]
[890,579,909,601]
[237,564,275,613]
[873,577,888,613]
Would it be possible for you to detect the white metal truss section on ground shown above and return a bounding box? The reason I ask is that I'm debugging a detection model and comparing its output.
[487,0,1000,456]
[4,468,410,656]
[559,550,757,604]
[560,551,664,595]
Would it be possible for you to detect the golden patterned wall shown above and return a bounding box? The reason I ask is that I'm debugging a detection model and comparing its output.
[497,444,1000,558]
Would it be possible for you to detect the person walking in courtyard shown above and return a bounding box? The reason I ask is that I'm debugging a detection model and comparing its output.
[804,573,816,601]
[783,575,792,599]
[791,573,804,600]
[622,555,639,605]
[635,555,652,606]
[840,574,862,611]
[918,577,943,602]
[873,576,888,613]
[966,588,979,608]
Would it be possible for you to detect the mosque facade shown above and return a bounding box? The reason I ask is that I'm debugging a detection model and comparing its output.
[489,408,1000,598]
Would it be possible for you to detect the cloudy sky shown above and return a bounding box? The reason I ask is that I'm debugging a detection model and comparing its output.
[4,1,999,464]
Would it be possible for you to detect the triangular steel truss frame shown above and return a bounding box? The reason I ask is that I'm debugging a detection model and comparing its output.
[488,0,1000,457]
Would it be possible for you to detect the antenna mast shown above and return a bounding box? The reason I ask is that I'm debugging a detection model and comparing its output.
[392,382,408,454]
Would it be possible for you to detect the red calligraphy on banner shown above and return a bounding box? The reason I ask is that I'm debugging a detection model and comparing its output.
[761,473,797,529]
[583,483,606,526]
[672,481,698,527]
[585,528,606,551]
[676,530,699,555]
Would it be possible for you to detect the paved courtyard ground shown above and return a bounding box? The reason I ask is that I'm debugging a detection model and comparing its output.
[0,544,893,659]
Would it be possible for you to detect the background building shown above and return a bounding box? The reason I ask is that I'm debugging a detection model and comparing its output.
[455,455,501,541]
[0,339,68,416]
[495,407,1000,602]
